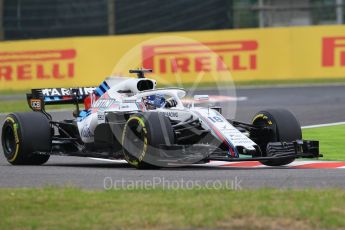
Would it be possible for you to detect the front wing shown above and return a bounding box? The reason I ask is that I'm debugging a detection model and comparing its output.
[155,140,321,165]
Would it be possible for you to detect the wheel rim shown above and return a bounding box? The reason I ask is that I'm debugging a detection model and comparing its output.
[3,125,16,156]
[123,119,146,163]
[251,115,276,156]
[253,116,276,141]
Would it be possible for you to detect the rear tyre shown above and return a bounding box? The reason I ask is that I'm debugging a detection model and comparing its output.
[1,112,51,165]
[251,109,301,166]
[121,112,175,169]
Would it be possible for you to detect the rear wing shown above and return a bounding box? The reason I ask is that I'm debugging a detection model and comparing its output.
[26,87,96,111]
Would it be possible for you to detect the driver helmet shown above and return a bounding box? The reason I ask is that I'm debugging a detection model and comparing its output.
[145,94,166,109]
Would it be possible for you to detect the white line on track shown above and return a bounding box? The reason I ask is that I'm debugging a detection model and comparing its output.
[302,121,345,129]
[88,158,127,163]
[235,82,345,90]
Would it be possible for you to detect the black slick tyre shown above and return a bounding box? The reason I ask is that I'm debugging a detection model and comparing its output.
[121,112,174,169]
[251,109,302,166]
[1,112,51,165]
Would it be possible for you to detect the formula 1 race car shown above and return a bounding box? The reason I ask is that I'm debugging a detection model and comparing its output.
[1,69,322,169]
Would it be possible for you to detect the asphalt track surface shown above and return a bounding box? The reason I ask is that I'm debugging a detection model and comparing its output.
[1,85,345,189]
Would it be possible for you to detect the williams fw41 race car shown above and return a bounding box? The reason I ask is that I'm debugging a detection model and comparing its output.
[1,69,322,169]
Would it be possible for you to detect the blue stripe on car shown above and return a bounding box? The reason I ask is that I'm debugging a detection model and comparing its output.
[95,87,103,96]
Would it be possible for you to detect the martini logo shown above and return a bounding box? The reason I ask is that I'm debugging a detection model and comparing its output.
[142,40,258,73]
[41,87,95,97]
[0,49,76,81]
[322,37,345,67]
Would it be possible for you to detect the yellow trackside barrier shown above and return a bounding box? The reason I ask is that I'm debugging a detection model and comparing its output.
[0,25,345,90]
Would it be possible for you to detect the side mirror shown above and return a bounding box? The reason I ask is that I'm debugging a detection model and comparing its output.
[192,95,209,108]
[194,95,209,101]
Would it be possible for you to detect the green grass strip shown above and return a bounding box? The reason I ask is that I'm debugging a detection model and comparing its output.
[303,125,345,161]
[0,188,344,230]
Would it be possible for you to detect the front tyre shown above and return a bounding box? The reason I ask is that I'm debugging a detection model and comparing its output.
[121,112,175,169]
[251,109,302,166]
[2,113,51,165]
